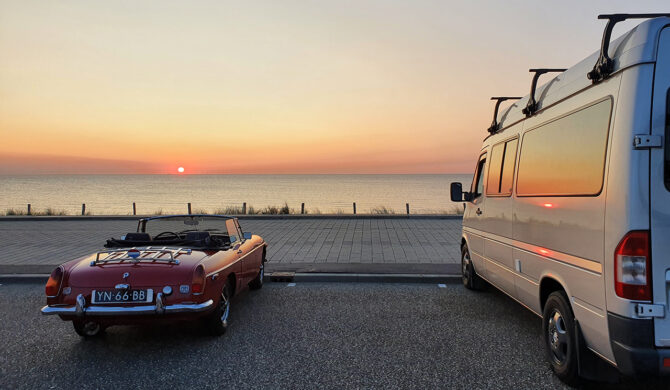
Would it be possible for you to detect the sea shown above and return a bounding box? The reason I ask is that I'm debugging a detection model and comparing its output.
[0,174,473,215]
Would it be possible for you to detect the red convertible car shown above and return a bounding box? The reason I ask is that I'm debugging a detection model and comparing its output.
[41,215,267,337]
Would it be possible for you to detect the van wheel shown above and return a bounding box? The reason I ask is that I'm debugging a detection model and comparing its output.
[543,291,579,386]
[461,245,485,290]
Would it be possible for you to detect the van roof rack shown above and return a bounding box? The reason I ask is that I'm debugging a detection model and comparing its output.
[588,13,670,83]
[488,97,522,134]
[522,69,567,117]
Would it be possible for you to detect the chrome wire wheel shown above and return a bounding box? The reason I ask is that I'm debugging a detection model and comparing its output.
[219,290,230,327]
[83,322,100,336]
[73,320,104,338]
[249,262,264,290]
[547,310,568,365]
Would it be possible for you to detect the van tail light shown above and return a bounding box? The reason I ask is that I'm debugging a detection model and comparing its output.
[192,265,205,294]
[45,266,64,297]
[614,231,651,301]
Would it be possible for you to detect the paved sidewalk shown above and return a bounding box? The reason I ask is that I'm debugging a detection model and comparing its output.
[0,217,463,274]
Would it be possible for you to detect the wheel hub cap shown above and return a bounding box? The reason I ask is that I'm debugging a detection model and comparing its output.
[547,310,568,364]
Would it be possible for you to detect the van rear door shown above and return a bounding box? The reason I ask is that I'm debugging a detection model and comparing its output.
[650,26,670,347]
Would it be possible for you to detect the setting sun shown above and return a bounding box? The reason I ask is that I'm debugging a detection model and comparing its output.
[177,167,185,173]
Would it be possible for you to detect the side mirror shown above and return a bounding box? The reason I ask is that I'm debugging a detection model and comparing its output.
[450,182,472,202]
[243,232,252,240]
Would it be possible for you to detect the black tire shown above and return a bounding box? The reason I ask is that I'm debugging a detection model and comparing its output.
[206,283,231,336]
[249,262,264,290]
[461,244,485,290]
[543,291,579,386]
[73,320,105,338]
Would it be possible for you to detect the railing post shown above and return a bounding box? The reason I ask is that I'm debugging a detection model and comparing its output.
[133,202,136,215]
[242,202,247,214]
[187,203,192,214]
[27,204,31,215]
[406,203,410,215]
[301,203,305,214]
[353,202,356,215]
[81,203,86,216]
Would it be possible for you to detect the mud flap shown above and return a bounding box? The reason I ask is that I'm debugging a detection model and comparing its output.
[575,320,620,383]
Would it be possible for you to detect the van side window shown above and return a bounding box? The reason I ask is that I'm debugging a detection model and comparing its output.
[665,88,670,191]
[516,99,612,196]
[472,155,487,198]
[486,143,504,195]
[486,138,518,196]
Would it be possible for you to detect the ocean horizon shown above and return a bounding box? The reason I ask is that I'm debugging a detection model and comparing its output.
[0,174,473,215]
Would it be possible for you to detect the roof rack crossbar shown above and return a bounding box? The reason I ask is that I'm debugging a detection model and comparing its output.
[488,97,522,134]
[521,68,567,118]
[588,13,670,83]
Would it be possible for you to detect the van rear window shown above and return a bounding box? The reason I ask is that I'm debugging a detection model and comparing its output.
[516,99,612,196]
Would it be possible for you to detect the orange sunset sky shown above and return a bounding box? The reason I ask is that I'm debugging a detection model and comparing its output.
[1,1,667,175]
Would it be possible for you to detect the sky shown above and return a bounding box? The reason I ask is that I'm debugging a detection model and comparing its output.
[0,0,668,174]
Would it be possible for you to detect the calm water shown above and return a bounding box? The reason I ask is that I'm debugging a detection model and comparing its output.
[0,174,472,215]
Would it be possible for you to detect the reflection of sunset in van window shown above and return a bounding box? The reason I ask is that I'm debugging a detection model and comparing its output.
[516,100,612,196]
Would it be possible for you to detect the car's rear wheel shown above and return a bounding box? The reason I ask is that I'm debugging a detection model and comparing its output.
[206,284,231,336]
[249,262,264,290]
[461,244,485,290]
[543,291,579,386]
[73,320,105,338]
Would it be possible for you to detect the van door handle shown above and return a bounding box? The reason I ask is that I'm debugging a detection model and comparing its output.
[476,208,482,215]
[237,250,243,254]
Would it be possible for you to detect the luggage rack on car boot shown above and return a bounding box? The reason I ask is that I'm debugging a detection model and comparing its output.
[90,247,192,266]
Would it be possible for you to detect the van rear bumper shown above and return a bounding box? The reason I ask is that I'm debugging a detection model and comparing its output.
[608,312,670,376]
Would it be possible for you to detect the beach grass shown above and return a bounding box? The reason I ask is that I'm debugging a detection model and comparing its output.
[4,203,467,216]
[370,206,396,215]
[5,207,69,216]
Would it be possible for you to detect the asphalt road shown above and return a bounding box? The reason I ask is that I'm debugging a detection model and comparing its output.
[0,281,666,389]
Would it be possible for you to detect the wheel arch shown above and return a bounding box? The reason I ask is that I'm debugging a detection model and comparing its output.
[226,272,237,297]
[539,275,569,313]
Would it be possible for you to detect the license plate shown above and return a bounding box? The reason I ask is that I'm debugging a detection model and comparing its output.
[91,289,153,304]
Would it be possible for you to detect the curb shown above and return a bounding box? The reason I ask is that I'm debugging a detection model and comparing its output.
[0,214,463,221]
[0,272,461,284]
[0,263,461,277]
[270,272,460,284]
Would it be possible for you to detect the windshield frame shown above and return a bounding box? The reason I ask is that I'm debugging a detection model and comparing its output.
[137,214,235,235]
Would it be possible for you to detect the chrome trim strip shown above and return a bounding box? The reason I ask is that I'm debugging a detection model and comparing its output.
[41,299,214,316]
[463,227,603,274]
[205,243,265,278]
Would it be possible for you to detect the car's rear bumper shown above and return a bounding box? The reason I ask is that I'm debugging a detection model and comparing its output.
[608,312,670,376]
[41,293,214,316]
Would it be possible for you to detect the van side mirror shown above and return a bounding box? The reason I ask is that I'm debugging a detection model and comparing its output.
[243,232,252,240]
[450,182,472,202]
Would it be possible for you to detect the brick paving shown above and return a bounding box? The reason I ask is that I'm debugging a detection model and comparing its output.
[0,218,462,273]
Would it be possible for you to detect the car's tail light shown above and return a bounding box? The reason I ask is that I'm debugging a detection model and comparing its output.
[45,266,64,297]
[615,231,651,301]
[192,265,205,294]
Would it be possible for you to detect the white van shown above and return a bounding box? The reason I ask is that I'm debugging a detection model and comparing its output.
[451,14,670,384]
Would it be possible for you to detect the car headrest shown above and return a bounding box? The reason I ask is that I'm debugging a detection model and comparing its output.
[123,233,151,241]
[185,231,210,241]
